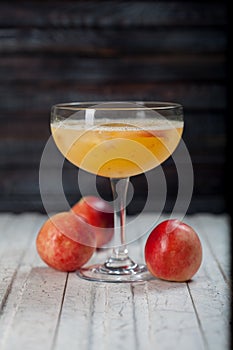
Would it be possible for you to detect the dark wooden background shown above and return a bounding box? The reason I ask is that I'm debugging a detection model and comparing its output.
[0,0,229,214]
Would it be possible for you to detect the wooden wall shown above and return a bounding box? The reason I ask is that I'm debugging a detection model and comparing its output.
[0,0,228,214]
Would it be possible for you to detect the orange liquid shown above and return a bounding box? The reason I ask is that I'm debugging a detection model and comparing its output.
[51,119,183,178]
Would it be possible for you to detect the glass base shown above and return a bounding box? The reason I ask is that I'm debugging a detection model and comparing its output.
[77,263,153,283]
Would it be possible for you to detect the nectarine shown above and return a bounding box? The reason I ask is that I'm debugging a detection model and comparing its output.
[36,212,96,272]
[71,196,114,248]
[145,219,202,282]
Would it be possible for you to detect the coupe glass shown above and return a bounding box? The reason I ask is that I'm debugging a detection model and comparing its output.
[51,101,184,282]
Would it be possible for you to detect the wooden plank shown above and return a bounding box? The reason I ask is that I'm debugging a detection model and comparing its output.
[0,1,226,28]
[0,28,226,54]
[0,214,41,309]
[190,214,231,281]
[52,274,93,350]
[0,197,46,213]
[2,176,227,215]
[1,215,96,350]
[0,55,225,83]
[0,141,44,168]
[0,213,40,260]
[0,109,227,148]
[129,220,206,350]
[136,281,205,350]
[50,275,141,350]
[0,268,68,350]
[191,164,225,196]
[184,215,231,350]
[126,215,204,349]
[0,158,227,214]
[0,213,70,350]
[0,109,227,126]
[0,121,49,140]
[0,214,11,239]
[54,229,139,349]
[0,135,226,168]
[128,213,230,349]
[0,141,226,174]
[15,214,46,269]
[0,214,45,340]
[0,194,227,215]
[94,283,136,350]
[0,160,226,197]
[0,83,227,112]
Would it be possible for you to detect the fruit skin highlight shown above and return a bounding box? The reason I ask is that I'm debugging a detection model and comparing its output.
[144,219,202,282]
[36,212,96,272]
[71,196,114,248]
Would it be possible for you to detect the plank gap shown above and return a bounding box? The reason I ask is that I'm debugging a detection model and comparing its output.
[51,272,69,350]
[186,283,209,350]
[196,218,231,286]
[0,270,17,316]
[0,215,43,314]
[203,241,230,287]
[130,284,141,350]
[87,284,97,350]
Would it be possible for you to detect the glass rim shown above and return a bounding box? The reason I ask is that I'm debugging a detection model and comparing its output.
[51,101,183,111]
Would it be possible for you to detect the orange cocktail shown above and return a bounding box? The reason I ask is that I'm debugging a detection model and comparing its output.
[51,119,183,178]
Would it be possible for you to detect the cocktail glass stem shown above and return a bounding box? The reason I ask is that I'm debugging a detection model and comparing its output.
[104,178,137,271]
[77,175,149,281]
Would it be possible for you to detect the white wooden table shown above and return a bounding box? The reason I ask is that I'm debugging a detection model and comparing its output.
[0,213,231,350]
